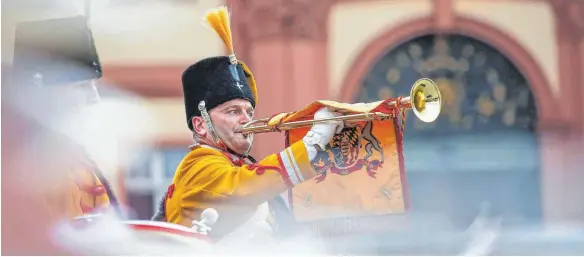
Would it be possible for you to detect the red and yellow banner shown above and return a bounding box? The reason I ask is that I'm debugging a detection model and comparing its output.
[268,99,410,222]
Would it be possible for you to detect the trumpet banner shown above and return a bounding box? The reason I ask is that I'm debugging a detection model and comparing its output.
[270,99,410,222]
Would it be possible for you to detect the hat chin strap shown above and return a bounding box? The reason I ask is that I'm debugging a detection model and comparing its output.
[198,100,252,156]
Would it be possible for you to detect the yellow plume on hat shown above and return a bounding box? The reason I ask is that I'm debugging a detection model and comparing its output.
[203,6,258,104]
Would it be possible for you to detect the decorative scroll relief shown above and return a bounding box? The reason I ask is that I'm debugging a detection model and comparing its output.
[238,0,334,42]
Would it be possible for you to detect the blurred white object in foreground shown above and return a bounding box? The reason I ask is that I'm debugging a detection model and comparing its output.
[191,208,219,235]
[53,207,328,256]
[54,210,214,255]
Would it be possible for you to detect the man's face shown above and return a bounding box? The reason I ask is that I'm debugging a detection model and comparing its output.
[208,99,254,155]
[60,79,100,108]
[40,79,100,110]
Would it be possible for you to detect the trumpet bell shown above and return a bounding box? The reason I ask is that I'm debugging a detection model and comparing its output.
[410,78,442,123]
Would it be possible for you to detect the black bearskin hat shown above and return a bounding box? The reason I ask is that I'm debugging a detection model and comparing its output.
[12,16,102,87]
[182,6,258,131]
[182,56,256,131]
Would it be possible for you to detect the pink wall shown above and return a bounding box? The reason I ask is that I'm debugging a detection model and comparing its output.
[105,0,584,225]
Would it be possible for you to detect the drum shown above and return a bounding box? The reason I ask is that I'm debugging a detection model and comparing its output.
[56,214,216,255]
[122,220,213,246]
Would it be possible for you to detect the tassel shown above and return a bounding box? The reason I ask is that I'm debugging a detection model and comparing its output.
[202,6,259,105]
[238,60,258,105]
[204,6,234,55]
[151,192,168,221]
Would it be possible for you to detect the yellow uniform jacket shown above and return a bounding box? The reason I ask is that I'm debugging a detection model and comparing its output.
[43,160,112,220]
[24,124,118,223]
[41,140,116,223]
[157,140,317,239]
[3,109,119,229]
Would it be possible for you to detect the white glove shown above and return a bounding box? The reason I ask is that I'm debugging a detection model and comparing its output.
[302,107,344,151]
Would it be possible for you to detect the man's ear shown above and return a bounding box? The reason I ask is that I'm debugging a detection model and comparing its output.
[192,116,207,137]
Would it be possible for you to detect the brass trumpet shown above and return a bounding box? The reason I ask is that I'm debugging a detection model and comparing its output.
[237,78,442,135]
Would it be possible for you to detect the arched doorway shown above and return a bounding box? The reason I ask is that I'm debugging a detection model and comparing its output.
[355,34,541,228]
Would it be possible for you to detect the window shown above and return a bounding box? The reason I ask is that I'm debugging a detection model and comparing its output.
[123,147,189,219]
